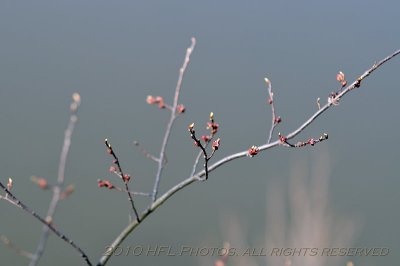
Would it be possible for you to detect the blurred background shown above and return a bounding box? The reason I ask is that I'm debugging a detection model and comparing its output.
[0,1,399,265]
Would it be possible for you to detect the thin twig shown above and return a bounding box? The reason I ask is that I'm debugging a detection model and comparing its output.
[0,234,34,259]
[114,188,151,197]
[97,49,400,266]
[133,141,163,163]
[188,125,210,180]
[190,139,212,178]
[265,78,280,143]
[0,181,93,266]
[30,93,81,266]
[105,139,141,222]
[97,180,151,197]
[151,37,196,202]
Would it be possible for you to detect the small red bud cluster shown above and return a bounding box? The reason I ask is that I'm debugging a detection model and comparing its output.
[97,179,114,189]
[176,104,185,113]
[207,114,219,136]
[212,138,221,150]
[31,176,49,190]
[247,145,259,157]
[274,116,282,124]
[201,135,211,142]
[123,174,131,182]
[336,71,347,87]
[147,95,186,114]
[278,132,287,144]
[146,95,165,109]
[188,112,221,180]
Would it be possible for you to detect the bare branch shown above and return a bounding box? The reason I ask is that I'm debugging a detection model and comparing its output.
[97,48,400,266]
[265,78,281,143]
[152,37,196,201]
[97,179,151,197]
[104,139,140,222]
[133,140,161,163]
[1,234,34,259]
[30,93,81,266]
[0,181,93,266]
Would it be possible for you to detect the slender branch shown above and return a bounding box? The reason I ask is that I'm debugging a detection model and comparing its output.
[278,132,328,148]
[152,37,196,201]
[97,179,151,197]
[265,78,280,143]
[188,124,210,180]
[97,48,400,266]
[1,234,34,259]
[190,139,213,178]
[133,140,163,163]
[113,188,151,197]
[30,93,81,266]
[0,181,93,266]
[105,139,140,222]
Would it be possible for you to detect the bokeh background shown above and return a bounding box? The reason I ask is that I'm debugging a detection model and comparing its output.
[1,1,399,265]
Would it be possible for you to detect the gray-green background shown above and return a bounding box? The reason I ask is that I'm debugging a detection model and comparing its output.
[1,1,399,265]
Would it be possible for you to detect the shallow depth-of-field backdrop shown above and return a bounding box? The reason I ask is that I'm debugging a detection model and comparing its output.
[1,1,399,266]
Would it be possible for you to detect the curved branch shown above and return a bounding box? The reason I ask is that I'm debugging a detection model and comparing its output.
[97,48,400,266]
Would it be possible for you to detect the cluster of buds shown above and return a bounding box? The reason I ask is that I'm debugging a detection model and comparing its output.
[31,176,49,190]
[336,71,347,87]
[206,112,219,136]
[146,95,166,109]
[274,116,282,124]
[188,113,221,180]
[146,95,186,113]
[247,145,259,157]
[196,112,219,144]
[327,71,349,106]
[176,104,185,113]
[212,138,221,151]
[189,112,221,146]
[279,132,328,148]
[189,123,221,149]
[278,132,287,144]
[97,179,114,189]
